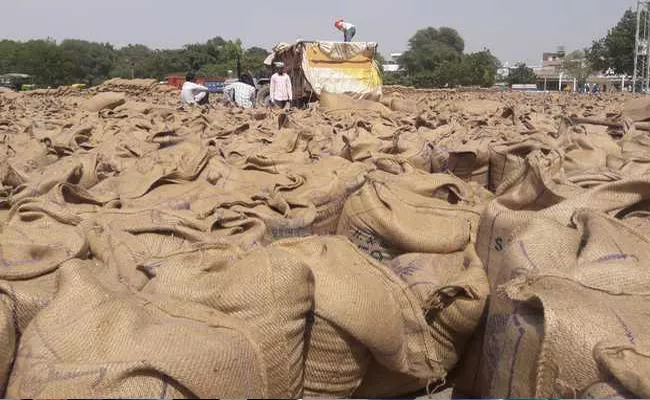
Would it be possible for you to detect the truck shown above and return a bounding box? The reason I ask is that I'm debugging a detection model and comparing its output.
[255,41,383,108]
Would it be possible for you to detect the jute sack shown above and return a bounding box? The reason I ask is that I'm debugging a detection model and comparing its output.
[319,91,391,115]
[7,259,268,398]
[202,158,369,244]
[139,244,313,398]
[453,99,502,117]
[0,199,88,395]
[0,200,87,280]
[594,339,650,398]
[83,92,126,112]
[461,178,650,398]
[337,170,488,263]
[88,139,214,200]
[82,208,224,289]
[272,236,441,398]
[562,131,619,176]
[387,130,434,173]
[493,149,586,210]
[0,299,15,395]
[266,157,370,236]
[623,96,650,122]
[475,177,650,296]
[336,125,389,163]
[495,210,650,398]
[354,245,489,398]
[8,156,86,204]
[389,97,418,113]
[0,272,59,396]
[488,135,557,192]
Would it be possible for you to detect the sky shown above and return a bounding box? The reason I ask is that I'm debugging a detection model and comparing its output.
[0,0,638,66]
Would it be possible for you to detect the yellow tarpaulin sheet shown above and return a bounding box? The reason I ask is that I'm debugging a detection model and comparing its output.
[302,42,382,97]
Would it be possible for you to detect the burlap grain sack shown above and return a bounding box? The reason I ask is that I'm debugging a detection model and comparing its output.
[488,135,557,192]
[83,208,223,289]
[497,215,650,399]
[8,156,87,204]
[474,177,650,308]
[461,178,650,398]
[0,299,15,394]
[623,96,650,122]
[447,139,493,187]
[493,149,587,210]
[562,131,620,176]
[89,139,214,199]
[453,99,501,117]
[387,130,434,172]
[0,197,87,395]
[337,171,488,263]
[354,246,489,398]
[273,236,441,398]
[83,92,126,112]
[140,244,313,398]
[268,157,370,236]
[7,259,268,398]
[0,201,86,280]
[390,98,418,113]
[334,124,388,163]
[594,340,650,398]
[319,90,391,115]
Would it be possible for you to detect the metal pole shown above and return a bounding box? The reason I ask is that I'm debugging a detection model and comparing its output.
[634,1,642,92]
[544,77,547,91]
[645,7,650,93]
[559,73,563,91]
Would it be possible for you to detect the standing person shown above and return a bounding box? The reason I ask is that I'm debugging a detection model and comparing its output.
[181,72,209,106]
[335,19,356,42]
[223,73,257,109]
[270,63,293,109]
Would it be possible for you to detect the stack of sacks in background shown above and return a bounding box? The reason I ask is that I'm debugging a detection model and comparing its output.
[0,79,647,398]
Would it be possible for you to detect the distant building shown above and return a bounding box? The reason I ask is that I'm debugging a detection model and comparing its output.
[383,52,404,73]
[532,49,629,92]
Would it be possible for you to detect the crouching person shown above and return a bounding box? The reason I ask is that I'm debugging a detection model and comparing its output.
[181,72,209,106]
[223,73,257,109]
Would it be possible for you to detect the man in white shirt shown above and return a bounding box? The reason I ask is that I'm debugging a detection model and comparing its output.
[335,19,356,42]
[181,72,209,106]
[269,63,293,109]
[223,73,257,109]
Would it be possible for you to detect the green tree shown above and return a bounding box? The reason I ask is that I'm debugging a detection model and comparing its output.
[242,46,271,76]
[399,27,464,75]
[14,39,74,87]
[0,40,20,73]
[60,39,116,85]
[562,50,593,86]
[110,44,154,79]
[507,63,537,85]
[587,9,635,75]
[459,50,500,87]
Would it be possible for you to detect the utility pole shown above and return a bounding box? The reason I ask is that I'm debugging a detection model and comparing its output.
[633,0,650,93]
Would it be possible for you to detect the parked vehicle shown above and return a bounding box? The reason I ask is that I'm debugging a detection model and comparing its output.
[0,73,32,91]
[256,40,383,108]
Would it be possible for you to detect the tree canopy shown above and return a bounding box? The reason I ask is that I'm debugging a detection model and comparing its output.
[0,37,270,87]
[507,63,537,85]
[587,9,635,75]
[391,27,500,88]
